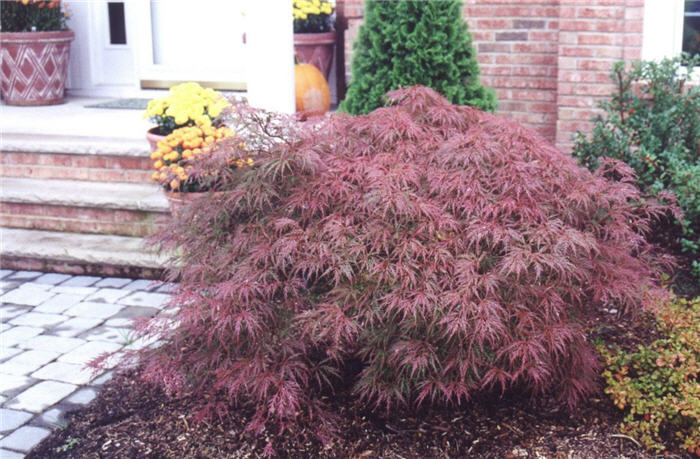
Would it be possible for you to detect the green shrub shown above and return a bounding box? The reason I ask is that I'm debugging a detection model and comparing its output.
[572,55,700,283]
[600,296,700,454]
[339,0,496,115]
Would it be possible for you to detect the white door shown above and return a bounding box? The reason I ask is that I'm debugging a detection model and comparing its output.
[132,0,247,90]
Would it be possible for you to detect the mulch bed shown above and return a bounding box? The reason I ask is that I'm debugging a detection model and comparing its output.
[27,311,693,459]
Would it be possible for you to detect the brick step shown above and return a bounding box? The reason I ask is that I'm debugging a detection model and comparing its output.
[0,178,168,237]
[0,228,169,279]
[1,133,154,184]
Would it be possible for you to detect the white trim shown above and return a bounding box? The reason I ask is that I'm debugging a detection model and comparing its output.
[244,0,295,113]
[642,0,685,61]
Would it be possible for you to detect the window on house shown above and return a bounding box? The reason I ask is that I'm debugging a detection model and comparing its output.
[684,1,700,56]
[108,2,127,45]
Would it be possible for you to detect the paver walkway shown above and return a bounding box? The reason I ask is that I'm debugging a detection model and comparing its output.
[0,270,174,458]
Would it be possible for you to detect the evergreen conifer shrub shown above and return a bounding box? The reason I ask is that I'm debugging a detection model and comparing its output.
[143,87,670,438]
[340,0,496,114]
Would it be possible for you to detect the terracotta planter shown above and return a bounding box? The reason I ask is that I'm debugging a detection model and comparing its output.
[146,127,167,152]
[294,31,336,80]
[0,30,74,106]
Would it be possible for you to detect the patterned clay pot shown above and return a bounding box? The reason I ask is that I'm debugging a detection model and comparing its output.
[0,30,75,106]
[293,31,336,80]
[146,127,167,152]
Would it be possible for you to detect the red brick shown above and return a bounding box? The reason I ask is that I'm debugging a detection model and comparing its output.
[495,31,528,41]
[577,59,615,71]
[594,47,623,58]
[513,19,546,29]
[557,95,599,108]
[576,7,624,19]
[557,83,614,96]
[559,20,597,31]
[624,7,644,20]
[509,89,557,102]
[560,46,596,58]
[624,34,643,47]
[529,30,558,41]
[557,108,603,120]
[558,70,612,84]
[495,54,558,65]
[577,33,623,46]
[511,66,558,77]
[491,77,557,90]
[528,102,558,113]
[477,19,511,29]
[513,42,558,54]
[481,66,513,76]
[478,43,511,53]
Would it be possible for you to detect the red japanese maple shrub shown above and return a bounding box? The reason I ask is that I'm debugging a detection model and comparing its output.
[141,87,671,436]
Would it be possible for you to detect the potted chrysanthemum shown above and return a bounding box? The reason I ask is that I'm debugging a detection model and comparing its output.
[0,0,74,105]
[143,82,231,151]
[293,0,335,79]
[150,124,254,214]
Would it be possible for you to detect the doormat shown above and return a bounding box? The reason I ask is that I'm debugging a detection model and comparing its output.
[85,98,150,110]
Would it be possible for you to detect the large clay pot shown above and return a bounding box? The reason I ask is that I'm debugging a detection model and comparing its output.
[0,30,74,106]
[146,127,167,152]
[293,31,335,80]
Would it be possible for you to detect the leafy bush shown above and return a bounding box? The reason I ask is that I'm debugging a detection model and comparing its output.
[572,56,700,283]
[0,0,69,32]
[600,296,700,454]
[143,87,670,438]
[340,0,496,115]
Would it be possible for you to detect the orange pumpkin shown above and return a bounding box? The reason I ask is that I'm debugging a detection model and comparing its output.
[294,63,330,117]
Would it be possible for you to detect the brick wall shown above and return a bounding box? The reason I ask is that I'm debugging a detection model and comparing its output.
[338,0,645,151]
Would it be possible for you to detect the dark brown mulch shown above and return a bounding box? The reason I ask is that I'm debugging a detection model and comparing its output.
[28,314,692,459]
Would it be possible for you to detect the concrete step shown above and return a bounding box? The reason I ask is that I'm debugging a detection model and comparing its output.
[0,178,168,237]
[1,133,154,184]
[0,228,169,279]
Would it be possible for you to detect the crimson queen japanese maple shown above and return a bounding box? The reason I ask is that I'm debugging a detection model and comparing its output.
[142,86,670,435]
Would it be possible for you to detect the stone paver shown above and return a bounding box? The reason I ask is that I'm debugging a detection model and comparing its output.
[119,291,170,309]
[0,350,59,376]
[0,347,22,362]
[37,407,66,427]
[0,448,27,458]
[94,277,132,288]
[0,425,51,452]
[9,312,65,328]
[64,301,123,319]
[6,380,76,413]
[81,326,134,344]
[31,362,97,385]
[0,375,34,396]
[122,279,158,291]
[19,335,85,354]
[0,288,54,307]
[0,327,43,347]
[34,273,72,285]
[58,341,122,366]
[59,276,101,287]
[0,270,174,455]
[84,288,130,304]
[6,272,41,281]
[34,293,86,314]
[0,409,33,433]
[50,285,98,295]
[0,305,31,321]
[65,388,97,405]
[49,317,103,338]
